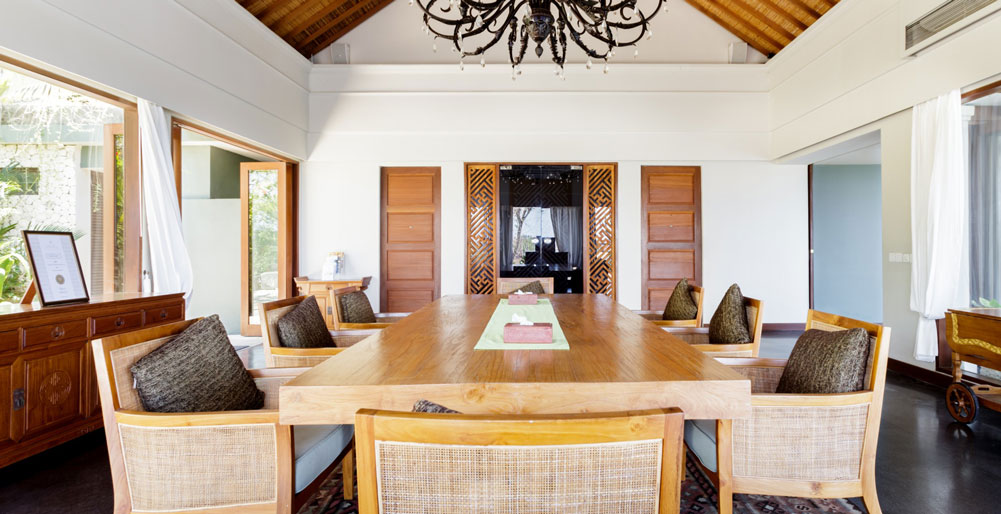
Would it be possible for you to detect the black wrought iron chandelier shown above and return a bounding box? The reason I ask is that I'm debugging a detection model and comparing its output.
[412,0,666,78]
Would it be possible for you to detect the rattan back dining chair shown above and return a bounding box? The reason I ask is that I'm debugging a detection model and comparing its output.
[260,296,377,367]
[664,295,764,357]
[330,286,409,330]
[684,310,891,514]
[634,285,706,328]
[355,408,685,514]
[93,320,355,514]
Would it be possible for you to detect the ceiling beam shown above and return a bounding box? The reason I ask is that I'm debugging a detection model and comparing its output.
[272,0,333,35]
[723,0,797,44]
[257,0,298,25]
[785,0,822,21]
[303,0,394,56]
[685,0,780,56]
[282,0,350,40]
[754,0,809,31]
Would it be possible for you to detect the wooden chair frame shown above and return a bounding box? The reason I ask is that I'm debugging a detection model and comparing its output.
[93,320,354,514]
[330,285,408,330]
[689,310,890,514]
[664,295,764,357]
[355,408,685,514]
[260,295,379,367]
[634,285,705,328]
[495,276,556,295]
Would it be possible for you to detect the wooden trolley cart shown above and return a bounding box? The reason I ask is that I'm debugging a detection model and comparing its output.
[945,308,1001,423]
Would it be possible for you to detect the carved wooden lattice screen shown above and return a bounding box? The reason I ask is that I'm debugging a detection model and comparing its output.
[465,163,616,297]
[465,164,498,294]
[584,164,616,298]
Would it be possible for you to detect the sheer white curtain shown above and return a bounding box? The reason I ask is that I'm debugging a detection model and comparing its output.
[910,90,968,362]
[138,99,193,301]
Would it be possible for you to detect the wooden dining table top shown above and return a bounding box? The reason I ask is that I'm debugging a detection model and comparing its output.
[279,294,751,424]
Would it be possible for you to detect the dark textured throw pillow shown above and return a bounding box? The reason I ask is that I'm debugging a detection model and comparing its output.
[339,291,377,323]
[662,278,698,321]
[707,284,751,344]
[130,315,264,413]
[776,328,871,394]
[413,399,460,414]
[277,296,333,348]
[515,280,546,294]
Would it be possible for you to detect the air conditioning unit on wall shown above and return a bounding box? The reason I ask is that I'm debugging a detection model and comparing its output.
[904,0,1001,56]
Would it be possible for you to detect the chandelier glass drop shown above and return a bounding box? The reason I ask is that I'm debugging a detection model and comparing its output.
[413,0,665,76]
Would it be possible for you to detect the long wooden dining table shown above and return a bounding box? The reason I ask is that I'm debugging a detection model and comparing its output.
[279,294,751,425]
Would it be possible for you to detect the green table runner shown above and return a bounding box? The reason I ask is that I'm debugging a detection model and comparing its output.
[473,298,570,350]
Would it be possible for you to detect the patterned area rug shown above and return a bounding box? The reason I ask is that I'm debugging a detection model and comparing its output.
[298,453,864,514]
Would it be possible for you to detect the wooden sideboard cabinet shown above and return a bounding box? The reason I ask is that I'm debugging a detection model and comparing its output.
[0,292,184,468]
[294,276,370,329]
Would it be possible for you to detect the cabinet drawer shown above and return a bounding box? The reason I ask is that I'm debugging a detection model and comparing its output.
[92,310,144,337]
[24,320,88,348]
[0,329,19,354]
[144,304,184,326]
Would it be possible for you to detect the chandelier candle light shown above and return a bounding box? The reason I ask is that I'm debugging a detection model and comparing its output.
[412,0,667,78]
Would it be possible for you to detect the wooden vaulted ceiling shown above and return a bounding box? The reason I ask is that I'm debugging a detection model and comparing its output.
[239,0,839,59]
[237,0,393,58]
[685,0,841,57]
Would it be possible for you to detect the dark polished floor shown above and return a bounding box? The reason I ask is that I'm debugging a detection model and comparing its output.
[2,338,1001,513]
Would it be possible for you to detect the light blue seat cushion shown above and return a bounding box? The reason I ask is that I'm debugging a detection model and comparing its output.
[293,424,354,493]
[683,419,718,473]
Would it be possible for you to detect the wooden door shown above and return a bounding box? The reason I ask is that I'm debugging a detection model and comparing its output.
[240,162,295,336]
[381,167,441,312]
[641,166,702,310]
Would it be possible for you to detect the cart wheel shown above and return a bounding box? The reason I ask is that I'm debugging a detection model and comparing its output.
[946,382,979,424]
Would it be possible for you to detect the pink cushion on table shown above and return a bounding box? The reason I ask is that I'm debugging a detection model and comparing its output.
[508,294,539,305]
[503,322,553,343]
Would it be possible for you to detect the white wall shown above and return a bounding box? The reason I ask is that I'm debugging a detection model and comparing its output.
[303,66,808,321]
[0,0,310,159]
[769,0,1001,369]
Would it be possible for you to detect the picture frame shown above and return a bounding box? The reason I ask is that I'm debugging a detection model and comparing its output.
[22,230,90,306]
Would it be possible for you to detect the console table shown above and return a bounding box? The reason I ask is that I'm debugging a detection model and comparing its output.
[0,292,184,467]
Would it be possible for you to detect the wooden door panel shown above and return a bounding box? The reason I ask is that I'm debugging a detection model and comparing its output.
[22,346,84,438]
[387,213,434,242]
[641,167,701,309]
[648,173,694,204]
[387,251,434,281]
[387,175,433,205]
[382,168,441,313]
[648,211,695,242]
[649,250,695,280]
[386,290,433,312]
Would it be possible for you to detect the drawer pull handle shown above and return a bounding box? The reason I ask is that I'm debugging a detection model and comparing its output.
[51,326,64,339]
[159,310,168,320]
[115,317,125,328]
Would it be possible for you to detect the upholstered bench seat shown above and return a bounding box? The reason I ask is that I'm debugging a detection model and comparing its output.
[684,419,717,473]
[294,424,355,493]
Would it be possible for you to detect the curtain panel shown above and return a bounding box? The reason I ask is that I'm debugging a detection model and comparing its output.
[138,99,193,301]
[910,90,968,362]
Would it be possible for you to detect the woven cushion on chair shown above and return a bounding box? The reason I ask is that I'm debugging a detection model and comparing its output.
[277,296,333,348]
[662,278,698,321]
[776,328,871,394]
[708,283,751,344]
[339,291,377,323]
[515,280,546,294]
[131,315,264,413]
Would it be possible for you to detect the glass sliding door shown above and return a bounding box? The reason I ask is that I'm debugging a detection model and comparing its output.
[240,161,293,336]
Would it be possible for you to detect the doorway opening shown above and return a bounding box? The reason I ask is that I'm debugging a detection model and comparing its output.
[809,142,883,323]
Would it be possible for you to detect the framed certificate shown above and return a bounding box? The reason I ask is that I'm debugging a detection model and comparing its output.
[22,231,90,306]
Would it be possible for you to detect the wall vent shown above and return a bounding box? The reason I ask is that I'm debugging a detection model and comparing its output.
[906,0,1000,52]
